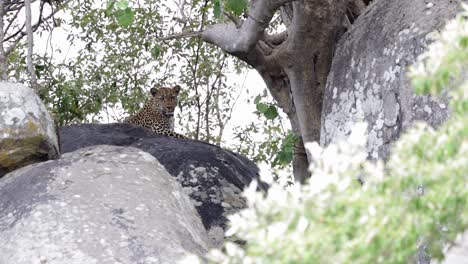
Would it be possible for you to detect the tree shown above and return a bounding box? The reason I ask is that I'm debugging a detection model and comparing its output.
[202,8,468,262]
[0,0,70,83]
[164,0,370,182]
[0,0,294,172]
[0,0,371,180]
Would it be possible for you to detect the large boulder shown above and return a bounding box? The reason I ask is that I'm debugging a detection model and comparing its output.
[59,123,263,246]
[442,232,468,264]
[0,145,209,263]
[0,82,59,177]
[321,0,460,158]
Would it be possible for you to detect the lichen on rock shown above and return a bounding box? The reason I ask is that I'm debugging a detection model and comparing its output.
[0,82,59,176]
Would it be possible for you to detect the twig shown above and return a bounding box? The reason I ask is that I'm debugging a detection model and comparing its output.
[223,11,241,27]
[158,30,202,41]
[5,8,21,35]
[4,0,71,43]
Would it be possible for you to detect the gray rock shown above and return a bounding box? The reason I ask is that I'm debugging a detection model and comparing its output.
[0,82,59,177]
[0,145,209,264]
[58,123,264,245]
[321,0,459,159]
[442,232,468,264]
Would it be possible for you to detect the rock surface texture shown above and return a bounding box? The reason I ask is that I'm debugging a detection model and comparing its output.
[0,145,209,264]
[321,0,460,159]
[59,123,263,246]
[442,232,468,264]
[0,82,59,177]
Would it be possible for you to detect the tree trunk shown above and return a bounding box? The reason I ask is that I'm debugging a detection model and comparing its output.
[168,0,366,181]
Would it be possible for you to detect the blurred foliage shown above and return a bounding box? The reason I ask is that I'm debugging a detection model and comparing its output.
[201,6,468,264]
[232,88,295,171]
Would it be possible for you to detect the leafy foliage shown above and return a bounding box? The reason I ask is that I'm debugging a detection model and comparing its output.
[203,7,468,264]
[225,0,247,16]
[106,0,135,27]
[3,0,292,169]
[233,90,294,172]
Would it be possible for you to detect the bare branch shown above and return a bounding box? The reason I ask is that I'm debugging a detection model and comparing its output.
[4,0,39,12]
[5,8,21,35]
[173,17,187,24]
[25,0,38,90]
[201,0,295,54]
[176,0,188,23]
[264,30,288,45]
[223,11,240,28]
[279,3,293,27]
[158,31,202,41]
[4,0,70,43]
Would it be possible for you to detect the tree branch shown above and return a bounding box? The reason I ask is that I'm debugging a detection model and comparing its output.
[200,0,295,53]
[25,0,38,90]
[223,11,240,27]
[4,0,40,12]
[5,7,21,35]
[264,30,288,45]
[158,30,202,41]
[4,0,70,43]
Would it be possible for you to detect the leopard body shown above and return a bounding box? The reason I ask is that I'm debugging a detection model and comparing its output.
[125,85,185,139]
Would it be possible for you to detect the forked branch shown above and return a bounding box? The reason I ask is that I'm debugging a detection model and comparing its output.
[161,0,295,55]
[201,0,295,53]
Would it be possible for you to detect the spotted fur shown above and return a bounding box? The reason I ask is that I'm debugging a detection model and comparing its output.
[125,85,185,139]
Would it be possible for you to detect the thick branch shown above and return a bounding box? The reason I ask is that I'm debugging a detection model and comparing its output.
[264,30,288,45]
[201,0,295,53]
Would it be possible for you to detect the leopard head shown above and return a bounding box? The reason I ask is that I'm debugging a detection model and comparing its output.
[148,85,181,117]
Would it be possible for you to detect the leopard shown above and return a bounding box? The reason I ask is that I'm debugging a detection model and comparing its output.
[125,85,185,139]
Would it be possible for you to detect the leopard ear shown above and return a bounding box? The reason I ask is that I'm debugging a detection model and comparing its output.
[173,85,181,94]
[150,88,158,96]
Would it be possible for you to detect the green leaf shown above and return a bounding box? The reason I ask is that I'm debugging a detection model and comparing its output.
[225,0,247,16]
[115,7,134,27]
[254,95,262,104]
[105,0,115,16]
[213,0,221,18]
[256,102,269,113]
[151,46,161,59]
[115,0,129,9]
[34,64,45,79]
[459,36,468,47]
[264,105,278,120]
